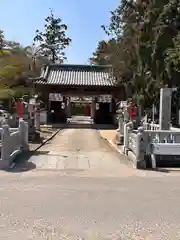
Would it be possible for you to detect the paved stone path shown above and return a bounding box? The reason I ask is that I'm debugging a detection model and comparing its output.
[1,117,180,239]
[15,117,178,177]
[17,126,136,177]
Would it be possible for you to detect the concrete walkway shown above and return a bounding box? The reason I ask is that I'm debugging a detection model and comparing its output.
[15,116,180,177]
[16,122,136,177]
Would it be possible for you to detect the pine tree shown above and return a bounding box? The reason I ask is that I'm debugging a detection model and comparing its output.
[34,10,71,63]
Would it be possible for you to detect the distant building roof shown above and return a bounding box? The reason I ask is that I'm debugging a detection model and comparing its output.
[35,64,116,87]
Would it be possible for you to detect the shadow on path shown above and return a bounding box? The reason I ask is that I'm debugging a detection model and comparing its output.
[6,116,117,173]
[7,151,50,173]
[57,122,117,130]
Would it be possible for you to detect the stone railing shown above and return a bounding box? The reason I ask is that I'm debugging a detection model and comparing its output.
[143,122,160,131]
[143,121,180,132]
[116,117,180,145]
[122,122,180,169]
[128,132,138,154]
[0,120,29,169]
[123,124,146,168]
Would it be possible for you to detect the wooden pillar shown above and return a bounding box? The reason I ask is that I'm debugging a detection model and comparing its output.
[66,97,71,117]
[109,98,113,113]
[91,97,96,118]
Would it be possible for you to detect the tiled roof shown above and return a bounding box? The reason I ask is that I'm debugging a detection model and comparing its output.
[35,64,116,87]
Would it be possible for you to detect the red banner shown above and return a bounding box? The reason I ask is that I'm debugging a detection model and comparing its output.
[128,106,136,120]
[13,100,25,119]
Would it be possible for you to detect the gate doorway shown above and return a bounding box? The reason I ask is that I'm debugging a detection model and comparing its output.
[47,94,115,124]
[94,102,112,124]
[48,93,67,123]
[34,64,124,125]
[70,96,92,117]
[49,101,67,123]
[71,102,91,116]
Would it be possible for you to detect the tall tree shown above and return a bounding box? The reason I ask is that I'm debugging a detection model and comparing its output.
[91,0,180,107]
[23,44,49,73]
[89,40,112,65]
[34,9,71,63]
[0,36,44,98]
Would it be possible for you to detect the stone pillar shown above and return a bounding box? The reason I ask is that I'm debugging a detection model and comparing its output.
[34,110,40,131]
[1,125,10,162]
[123,122,130,154]
[136,127,146,169]
[115,110,124,145]
[91,98,96,118]
[159,88,172,130]
[19,120,29,151]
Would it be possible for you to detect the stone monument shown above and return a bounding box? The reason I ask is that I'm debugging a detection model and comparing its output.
[159,88,172,130]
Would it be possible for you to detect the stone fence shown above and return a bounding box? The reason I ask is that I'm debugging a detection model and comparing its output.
[121,121,180,169]
[0,120,29,169]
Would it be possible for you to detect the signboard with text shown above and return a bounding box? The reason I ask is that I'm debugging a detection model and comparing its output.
[98,95,112,103]
[49,93,63,102]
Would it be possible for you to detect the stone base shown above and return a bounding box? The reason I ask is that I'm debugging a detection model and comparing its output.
[136,160,146,169]
[145,155,152,169]
[0,160,9,169]
[115,132,124,145]
[28,131,40,142]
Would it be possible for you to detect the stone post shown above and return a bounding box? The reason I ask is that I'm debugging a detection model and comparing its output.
[123,122,131,154]
[159,88,172,130]
[34,109,40,131]
[123,107,129,122]
[135,127,146,169]
[1,125,10,162]
[115,110,124,145]
[19,120,29,151]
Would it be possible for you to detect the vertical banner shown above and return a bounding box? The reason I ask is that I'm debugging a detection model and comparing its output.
[15,100,25,119]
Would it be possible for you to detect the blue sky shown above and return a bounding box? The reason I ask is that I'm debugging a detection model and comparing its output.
[0,0,119,64]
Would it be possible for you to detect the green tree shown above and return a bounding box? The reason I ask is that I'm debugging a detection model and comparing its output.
[89,40,111,65]
[91,0,180,107]
[34,9,71,63]
[23,44,49,74]
[4,40,20,49]
[100,0,146,99]
[165,33,180,77]
[0,38,45,98]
